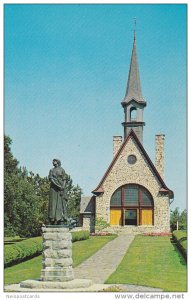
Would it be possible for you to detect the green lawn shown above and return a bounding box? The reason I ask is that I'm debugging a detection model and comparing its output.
[106,235,187,292]
[4,235,116,285]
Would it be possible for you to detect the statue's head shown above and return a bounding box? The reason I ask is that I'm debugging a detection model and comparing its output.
[52,159,61,166]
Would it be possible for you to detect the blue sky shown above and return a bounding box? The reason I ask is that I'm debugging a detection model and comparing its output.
[4,4,187,211]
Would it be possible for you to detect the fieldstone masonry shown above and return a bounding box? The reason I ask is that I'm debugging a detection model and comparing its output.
[113,136,122,157]
[155,134,165,179]
[95,136,170,233]
[82,214,95,233]
[41,226,74,282]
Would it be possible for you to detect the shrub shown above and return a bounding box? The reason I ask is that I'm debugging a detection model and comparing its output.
[5,231,90,268]
[4,236,42,268]
[172,230,187,261]
[95,217,110,231]
[71,230,90,243]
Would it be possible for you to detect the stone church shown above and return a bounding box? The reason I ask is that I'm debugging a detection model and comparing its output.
[80,31,173,234]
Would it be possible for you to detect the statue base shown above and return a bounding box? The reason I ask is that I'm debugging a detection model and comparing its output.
[41,226,74,282]
[20,279,92,290]
[17,226,93,291]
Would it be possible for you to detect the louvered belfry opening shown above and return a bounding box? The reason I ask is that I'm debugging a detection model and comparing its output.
[110,184,154,226]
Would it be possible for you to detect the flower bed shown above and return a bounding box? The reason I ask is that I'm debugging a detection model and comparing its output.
[143,232,172,237]
[91,232,114,236]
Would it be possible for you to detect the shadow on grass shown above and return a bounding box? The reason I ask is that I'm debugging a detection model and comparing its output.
[179,237,187,243]
[4,238,27,245]
[170,238,186,266]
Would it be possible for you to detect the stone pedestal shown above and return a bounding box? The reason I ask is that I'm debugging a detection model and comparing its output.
[20,226,92,290]
[41,226,74,282]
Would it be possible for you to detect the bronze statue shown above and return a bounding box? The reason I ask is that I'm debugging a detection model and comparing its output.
[48,159,68,225]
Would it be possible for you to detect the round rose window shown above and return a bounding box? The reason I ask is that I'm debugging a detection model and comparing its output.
[127,155,137,165]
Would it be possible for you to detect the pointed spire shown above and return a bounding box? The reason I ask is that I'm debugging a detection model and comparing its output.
[122,21,145,105]
[133,16,136,42]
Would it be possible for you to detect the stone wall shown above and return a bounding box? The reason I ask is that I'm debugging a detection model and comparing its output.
[82,214,95,233]
[95,136,170,233]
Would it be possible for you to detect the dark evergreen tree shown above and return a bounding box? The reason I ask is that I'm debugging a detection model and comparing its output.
[66,176,81,222]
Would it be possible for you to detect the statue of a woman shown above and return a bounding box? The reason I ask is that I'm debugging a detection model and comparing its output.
[48,159,68,225]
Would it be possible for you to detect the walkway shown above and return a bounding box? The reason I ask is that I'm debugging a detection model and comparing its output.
[74,234,135,284]
[5,233,163,292]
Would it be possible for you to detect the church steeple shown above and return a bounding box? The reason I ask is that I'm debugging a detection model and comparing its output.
[121,26,146,143]
[123,31,144,104]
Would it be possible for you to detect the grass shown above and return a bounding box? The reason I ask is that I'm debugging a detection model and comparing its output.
[72,235,116,267]
[106,235,187,292]
[4,235,116,285]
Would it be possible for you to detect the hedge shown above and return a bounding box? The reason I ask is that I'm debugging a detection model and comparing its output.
[4,237,42,268]
[172,230,187,261]
[4,230,90,268]
[71,230,90,242]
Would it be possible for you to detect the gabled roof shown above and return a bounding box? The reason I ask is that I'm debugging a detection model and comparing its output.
[80,196,95,214]
[92,130,173,198]
[121,32,146,106]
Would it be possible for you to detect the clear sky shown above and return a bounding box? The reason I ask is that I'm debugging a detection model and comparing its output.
[4,4,187,211]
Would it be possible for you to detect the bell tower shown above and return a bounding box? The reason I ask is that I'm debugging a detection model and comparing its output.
[121,27,146,143]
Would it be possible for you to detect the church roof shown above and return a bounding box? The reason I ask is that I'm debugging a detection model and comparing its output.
[92,130,173,198]
[121,32,146,106]
[80,196,95,214]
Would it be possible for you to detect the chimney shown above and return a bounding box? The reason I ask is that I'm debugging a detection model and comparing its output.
[113,136,122,157]
[155,134,165,179]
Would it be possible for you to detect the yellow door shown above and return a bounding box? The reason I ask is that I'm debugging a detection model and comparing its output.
[110,209,122,225]
[141,209,153,225]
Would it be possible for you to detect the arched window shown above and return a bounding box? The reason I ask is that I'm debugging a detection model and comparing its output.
[130,107,137,121]
[110,184,154,226]
[110,188,121,206]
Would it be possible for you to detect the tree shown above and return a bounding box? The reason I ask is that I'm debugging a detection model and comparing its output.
[4,135,82,237]
[4,167,44,237]
[4,135,19,236]
[66,178,81,222]
[170,207,187,231]
[25,172,49,224]
[4,135,47,236]
[170,207,180,231]
[179,209,187,230]
[4,136,19,174]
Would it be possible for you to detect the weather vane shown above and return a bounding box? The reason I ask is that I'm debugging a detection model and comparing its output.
[134,17,136,32]
[133,17,136,40]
